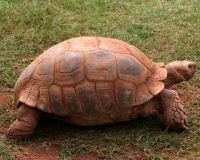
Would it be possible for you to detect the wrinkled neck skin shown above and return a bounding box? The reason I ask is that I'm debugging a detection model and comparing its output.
[163,65,185,88]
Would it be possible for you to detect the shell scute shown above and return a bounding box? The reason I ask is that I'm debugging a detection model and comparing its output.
[45,40,69,58]
[115,80,136,108]
[117,54,145,76]
[20,63,37,80]
[147,79,164,95]
[116,54,151,85]
[85,50,117,81]
[55,52,84,86]
[25,85,38,107]
[152,66,167,81]
[98,37,130,54]
[136,84,153,105]
[33,58,54,86]
[62,87,81,114]
[38,86,51,113]
[14,62,37,105]
[126,45,154,70]
[18,84,31,105]
[33,52,50,64]
[75,82,99,115]
[96,82,116,113]
[49,85,67,116]
[68,37,99,52]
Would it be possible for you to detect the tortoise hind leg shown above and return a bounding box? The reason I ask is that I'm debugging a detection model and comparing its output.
[160,89,188,131]
[7,104,41,137]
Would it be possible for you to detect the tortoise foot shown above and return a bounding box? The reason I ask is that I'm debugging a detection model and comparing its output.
[7,104,41,138]
[161,89,188,131]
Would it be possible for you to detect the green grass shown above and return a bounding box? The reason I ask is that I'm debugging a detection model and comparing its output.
[0,106,16,126]
[0,0,200,159]
[0,137,17,160]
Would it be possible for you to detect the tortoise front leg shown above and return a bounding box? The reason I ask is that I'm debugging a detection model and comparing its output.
[7,104,41,137]
[160,89,188,131]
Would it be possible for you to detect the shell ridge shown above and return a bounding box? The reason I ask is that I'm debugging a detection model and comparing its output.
[74,84,83,113]
[60,87,68,115]
[94,82,102,113]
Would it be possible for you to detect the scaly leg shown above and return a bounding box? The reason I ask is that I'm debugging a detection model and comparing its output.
[7,104,41,137]
[160,89,188,131]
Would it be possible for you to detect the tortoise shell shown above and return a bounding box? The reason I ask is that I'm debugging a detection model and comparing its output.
[14,37,167,125]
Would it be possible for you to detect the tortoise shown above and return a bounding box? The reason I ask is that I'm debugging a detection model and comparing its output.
[7,37,196,137]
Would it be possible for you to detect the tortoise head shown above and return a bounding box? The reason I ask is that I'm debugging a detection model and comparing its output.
[165,61,196,83]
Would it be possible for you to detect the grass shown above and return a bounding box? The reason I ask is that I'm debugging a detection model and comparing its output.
[0,0,200,159]
[0,137,17,160]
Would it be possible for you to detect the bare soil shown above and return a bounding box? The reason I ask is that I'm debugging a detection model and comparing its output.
[13,145,60,160]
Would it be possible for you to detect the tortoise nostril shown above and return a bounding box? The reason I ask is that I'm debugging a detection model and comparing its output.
[188,63,196,70]
[188,64,193,69]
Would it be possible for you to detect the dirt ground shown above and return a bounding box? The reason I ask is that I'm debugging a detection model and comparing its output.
[13,146,60,160]
[0,85,199,160]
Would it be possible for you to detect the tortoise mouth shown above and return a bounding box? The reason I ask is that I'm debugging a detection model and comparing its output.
[184,73,195,80]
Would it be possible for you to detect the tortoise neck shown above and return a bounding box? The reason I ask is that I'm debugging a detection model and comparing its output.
[163,65,185,88]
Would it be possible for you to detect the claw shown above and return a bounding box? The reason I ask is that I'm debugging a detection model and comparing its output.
[6,129,30,141]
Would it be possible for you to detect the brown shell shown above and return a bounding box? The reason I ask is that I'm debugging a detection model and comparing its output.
[14,37,167,124]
